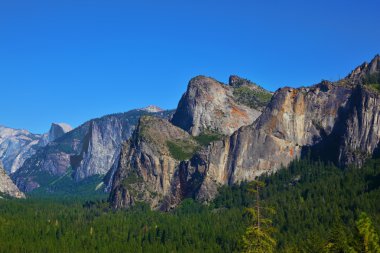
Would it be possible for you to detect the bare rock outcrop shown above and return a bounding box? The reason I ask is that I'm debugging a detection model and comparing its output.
[0,163,25,198]
[171,75,271,136]
[110,116,198,209]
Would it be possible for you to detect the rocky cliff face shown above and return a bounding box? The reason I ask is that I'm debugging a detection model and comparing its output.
[336,85,380,167]
[12,109,172,193]
[72,116,133,180]
[110,55,380,209]
[179,57,380,203]
[110,116,198,209]
[171,75,271,136]
[198,82,353,186]
[175,56,380,202]
[110,75,273,209]
[0,163,25,198]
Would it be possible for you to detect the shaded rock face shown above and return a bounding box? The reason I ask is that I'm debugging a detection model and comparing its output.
[171,75,271,136]
[0,164,25,198]
[110,116,197,209]
[333,86,380,167]
[167,149,217,207]
[47,123,73,143]
[38,123,73,147]
[13,110,172,193]
[0,126,43,174]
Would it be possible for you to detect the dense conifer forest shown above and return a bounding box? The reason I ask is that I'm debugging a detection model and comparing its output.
[1,158,379,252]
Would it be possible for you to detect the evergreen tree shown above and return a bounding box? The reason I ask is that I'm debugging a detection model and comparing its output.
[323,224,357,253]
[241,181,276,253]
[356,212,380,253]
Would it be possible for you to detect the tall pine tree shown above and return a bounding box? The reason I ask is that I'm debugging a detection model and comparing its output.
[241,181,276,253]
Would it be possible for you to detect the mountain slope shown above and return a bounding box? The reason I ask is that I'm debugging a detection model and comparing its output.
[110,55,380,209]
[0,123,72,175]
[0,126,44,174]
[12,109,173,194]
[0,164,25,198]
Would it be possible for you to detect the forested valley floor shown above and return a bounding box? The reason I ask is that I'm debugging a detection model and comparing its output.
[1,158,380,252]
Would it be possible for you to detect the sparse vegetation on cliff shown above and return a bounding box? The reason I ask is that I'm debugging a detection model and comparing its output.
[363,72,380,92]
[166,140,198,160]
[233,86,272,109]
[194,132,224,146]
[363,72,380,85]
[167,131,224,160]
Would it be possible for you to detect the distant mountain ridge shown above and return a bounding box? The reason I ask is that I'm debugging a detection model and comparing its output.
[0,123,72,174]
[12,108,173,194]
[140,105,164,113]
[4,55,380,204]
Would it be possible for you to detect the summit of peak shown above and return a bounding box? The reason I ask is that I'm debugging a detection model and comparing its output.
[51,123,72,133]
[140,105,164,113]
[346,54,380,83]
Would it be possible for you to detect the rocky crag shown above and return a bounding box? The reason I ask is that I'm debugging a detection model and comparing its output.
[0,163,25,198]
[171,75,271,136]
[110,75,273,209]
[110,116,198,209]
[110,56,380,210]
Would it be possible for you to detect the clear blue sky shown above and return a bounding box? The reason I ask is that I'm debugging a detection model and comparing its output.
[1,0,379,134]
